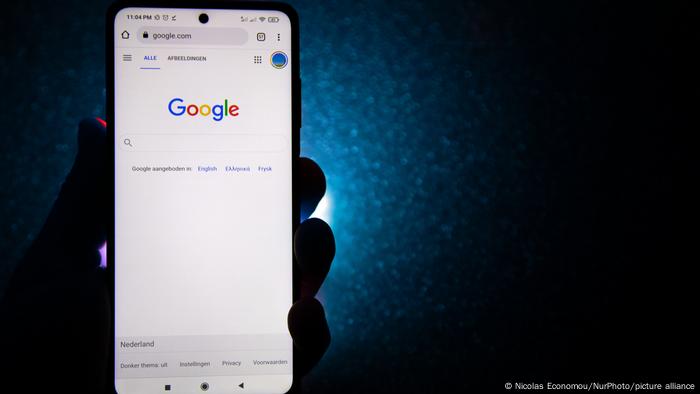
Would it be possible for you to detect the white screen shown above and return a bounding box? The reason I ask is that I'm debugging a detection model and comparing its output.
[114,7,293,393]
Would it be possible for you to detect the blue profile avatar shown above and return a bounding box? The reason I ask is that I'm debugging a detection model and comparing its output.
[271,51,288,69]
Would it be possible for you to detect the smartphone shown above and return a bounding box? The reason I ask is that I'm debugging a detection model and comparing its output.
[107,1,300,393]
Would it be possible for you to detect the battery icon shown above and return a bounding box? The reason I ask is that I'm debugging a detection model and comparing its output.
[268,16,280,23]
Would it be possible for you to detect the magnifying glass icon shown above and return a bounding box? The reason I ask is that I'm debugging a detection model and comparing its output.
[124,138,133,147]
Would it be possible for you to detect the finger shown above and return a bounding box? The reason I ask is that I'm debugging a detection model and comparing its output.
[294,218,335,298]
[298,157,326,221]
[11,118,107,283]
[288,297,331,376]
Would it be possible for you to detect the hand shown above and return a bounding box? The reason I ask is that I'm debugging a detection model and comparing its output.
[0,118,334,392]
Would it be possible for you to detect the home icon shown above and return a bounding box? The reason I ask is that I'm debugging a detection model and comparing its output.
[121,30,130,39]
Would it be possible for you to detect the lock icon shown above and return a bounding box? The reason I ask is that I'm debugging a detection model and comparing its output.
[142,31,149,39]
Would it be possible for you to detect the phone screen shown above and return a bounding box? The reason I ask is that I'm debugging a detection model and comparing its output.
[113,7,294,393]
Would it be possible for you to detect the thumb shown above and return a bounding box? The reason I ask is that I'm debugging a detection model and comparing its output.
[0,118,110,390]
[12,118,108,282]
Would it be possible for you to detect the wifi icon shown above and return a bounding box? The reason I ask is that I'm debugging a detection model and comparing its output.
[259,17,266,22]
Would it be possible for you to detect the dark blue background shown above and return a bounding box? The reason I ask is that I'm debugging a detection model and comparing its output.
[0,1,693,392]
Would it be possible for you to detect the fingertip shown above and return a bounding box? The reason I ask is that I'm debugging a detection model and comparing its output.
[299,157,326,220]
[288,297,331,353]
[294,218,336,265]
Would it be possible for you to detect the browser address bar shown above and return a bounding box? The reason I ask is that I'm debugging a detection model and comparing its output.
[120,134,286,152]
[136,26,248,45]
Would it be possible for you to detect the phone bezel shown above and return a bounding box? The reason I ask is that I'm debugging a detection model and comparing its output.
[105,1,301,392]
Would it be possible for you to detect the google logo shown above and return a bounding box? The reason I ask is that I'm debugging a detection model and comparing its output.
[168,98,240,121]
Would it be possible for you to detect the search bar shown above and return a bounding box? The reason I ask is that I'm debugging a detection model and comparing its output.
[120,134,286,152]
[136,27,248,45]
